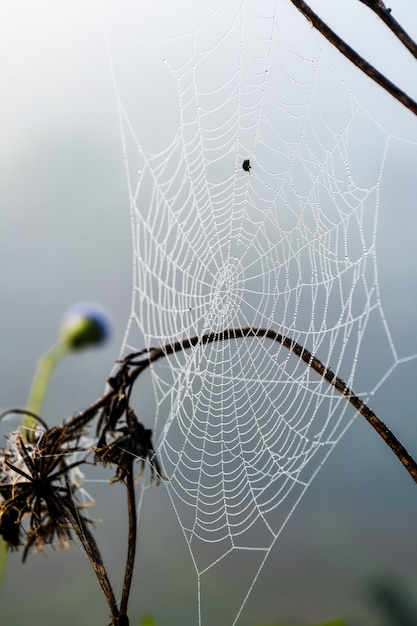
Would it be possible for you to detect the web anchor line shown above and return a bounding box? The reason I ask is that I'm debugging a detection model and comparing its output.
[77,327,417,485]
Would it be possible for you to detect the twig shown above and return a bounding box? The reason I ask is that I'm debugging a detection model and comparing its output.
[62,500,120,621]
[289,0,417,116]
[358,0,417,60]
[72,326,417,484]
[119,465,136,622]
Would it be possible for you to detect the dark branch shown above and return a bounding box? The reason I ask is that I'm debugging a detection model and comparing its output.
[62,500,119,620]
[358,0,417,60]
[119,467,136,622]
[289,0,417,116]
[71,326,417,485]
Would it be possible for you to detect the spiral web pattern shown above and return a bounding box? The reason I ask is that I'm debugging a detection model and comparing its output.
[97,1,416,623]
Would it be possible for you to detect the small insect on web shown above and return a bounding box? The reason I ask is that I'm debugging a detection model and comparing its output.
[242,158,251,172]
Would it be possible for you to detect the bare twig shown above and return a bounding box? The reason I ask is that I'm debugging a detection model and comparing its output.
[358,0,417,59]
[62,500,120,621]
[289,0,417,116]
[119,465,136,622]
[72,327,417,485]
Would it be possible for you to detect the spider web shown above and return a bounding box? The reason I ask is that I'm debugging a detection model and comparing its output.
[95,1,417,624]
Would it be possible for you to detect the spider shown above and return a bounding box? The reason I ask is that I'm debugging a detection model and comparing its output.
[242,159,251,172]
[0,426,89,560]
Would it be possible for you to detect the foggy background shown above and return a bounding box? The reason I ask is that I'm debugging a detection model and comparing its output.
[1,1,417,625]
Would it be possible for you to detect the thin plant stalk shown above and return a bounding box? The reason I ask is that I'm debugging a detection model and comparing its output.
[119,466,137,622]
[23,342,69,437]
[62,499,120,621]
[0,536,7,588]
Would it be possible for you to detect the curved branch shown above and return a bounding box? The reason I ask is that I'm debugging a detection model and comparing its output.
[72,326,417,484]
[289,0,417,117]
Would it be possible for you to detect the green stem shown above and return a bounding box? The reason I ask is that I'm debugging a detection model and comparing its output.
[0,537,7,589]
[23,341,69,438]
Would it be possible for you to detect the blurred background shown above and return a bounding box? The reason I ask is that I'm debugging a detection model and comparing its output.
[1,1,417,625]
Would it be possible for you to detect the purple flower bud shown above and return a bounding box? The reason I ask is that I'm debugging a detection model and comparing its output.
[60,302,112,351]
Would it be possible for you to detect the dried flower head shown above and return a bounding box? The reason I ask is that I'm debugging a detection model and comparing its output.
[0,424,91,560]
[95,407,163,485]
